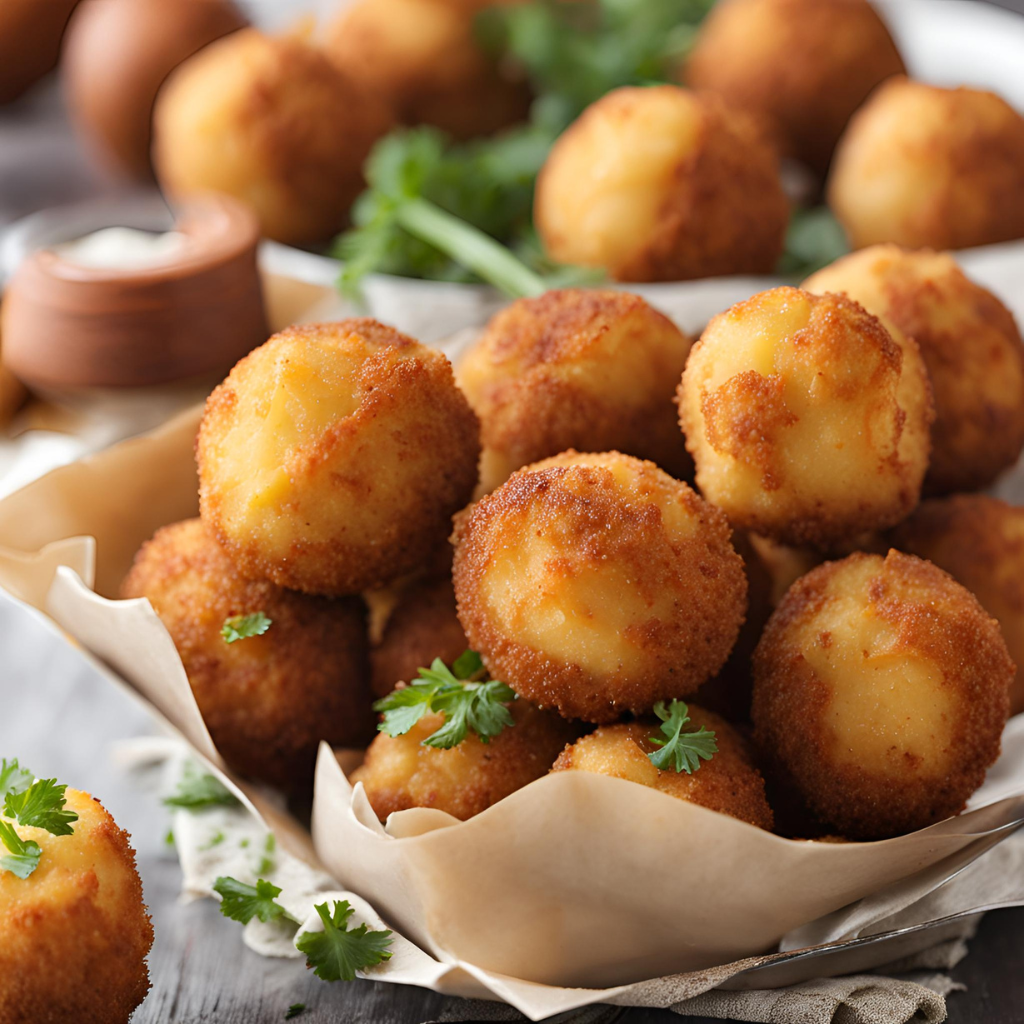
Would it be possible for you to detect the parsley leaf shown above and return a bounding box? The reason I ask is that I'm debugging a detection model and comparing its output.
[213,876,293,925]
[0,819,42,879]
[647,700,718,774]
[222,612,272,644]
[776,205,850,278]
[0,759,34,802]
[164,765,238,809]
[4,779,78,836]
[296,901,393,982]
[285,1006,306,1020]
[373,652,518,748]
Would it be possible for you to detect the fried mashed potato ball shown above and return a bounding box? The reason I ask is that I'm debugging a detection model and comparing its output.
[828,78,1024,251]
[122,518,374,789]
[457,289,694,492]
[197,320,480,596]
[752,550,1012,840]
[678,286,933,549]
[351,701,578,821]
[550,710,774,830]
[324,0,529,140]
[891,496,1024,716]
[804,246,1024,495]
[452,450,747,722]
[684,0,904,175]
[153,28,392,245]
[534,85,789,283]
[0,789,153,1023]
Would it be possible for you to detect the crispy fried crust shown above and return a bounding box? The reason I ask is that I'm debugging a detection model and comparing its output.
[197,320,480,596]
[805,245,1024,495]
[452,451,747,722]
[752,550,1012,840]
[458,289,694,490]
[890,496,1024,715]
[0,790,153,1024]
[679,287,933,548]
[550,710,774,830]
[122,518,374,790]
[828,78,1024,251]
[685,0,905,174]
[535,86,788,283]
[351,701,579,821]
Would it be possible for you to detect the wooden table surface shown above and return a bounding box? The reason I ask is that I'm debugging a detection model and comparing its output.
[3,19,1024,1020]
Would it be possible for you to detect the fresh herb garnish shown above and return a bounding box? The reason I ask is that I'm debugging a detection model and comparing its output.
[222,612,272,644]
[373,651,517,748]
[296,901,393,982]
[0,820,42,879]
[4,778,78,836]
[257,833,276,876]
[647,700,718,774]
[777,205,850,278]
[213,876,292,925]
[285,1005,306,1020]
[0,758,34,802]
[164,765,238,809]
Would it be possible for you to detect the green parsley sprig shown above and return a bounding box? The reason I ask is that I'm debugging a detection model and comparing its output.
[4,778,79,836]
[296,901,394,982]
[0,820,41,879]
[164,765,239,810]
[373,651,518,749]
[214,876,292,925]
[285,1006,306,1020]
[0,758,34,801]
[647,700,718,774]
[222,612,272,644]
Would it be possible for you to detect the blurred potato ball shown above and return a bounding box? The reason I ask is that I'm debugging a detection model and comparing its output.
[457,289,694,492]
[0,789,153,1023]
[829,78,1024,251]
[324,0,529,140]
[452,450,747,723]
[550,710,774,830]
[351,701,578,821]
[891,496,1024,716]
[153,28,392,244]
[197,320,480,596]
[122,519,374,790]
[685,0,905,174]
[534,85,789,282]
[753,550,1012,839]
[804,246,1024,495]
[678,286,933,549]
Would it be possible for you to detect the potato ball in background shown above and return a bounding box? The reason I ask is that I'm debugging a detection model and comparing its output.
[753,551,1012,840]
[457,289,693,492]
[122,518,374,790]
[551,711,774,830]
[0,0,79,104]
[324,0,529,140]
[684,0,904,175]
[351,702,578,821]
[891,497,1024,716]
[804,246,1024,495]
[153,28,392,245]
[829,78,1024,251]
[197,320,480,596]
[748,534,824,608]
[0,789,153,1023]
[678,287,933,549]
[534,86,789,283]
[453,450,747,722]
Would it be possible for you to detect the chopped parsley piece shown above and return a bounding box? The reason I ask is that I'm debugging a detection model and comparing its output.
[373,651,517,748]
[4,778,78,836]
[164,765,238,809]
[200,830,225,851]
[222,612,272,644]
[0,758,34,801]
[213,876,293,925]
[0,819,42,879]
[285,1005,306,1020]
[296,901,393,982]
[647,700,718,774]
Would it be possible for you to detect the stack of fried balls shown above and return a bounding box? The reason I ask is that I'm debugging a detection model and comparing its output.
[125,241,1023,842]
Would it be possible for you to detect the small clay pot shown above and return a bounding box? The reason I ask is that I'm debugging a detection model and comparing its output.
[1,193,267,389]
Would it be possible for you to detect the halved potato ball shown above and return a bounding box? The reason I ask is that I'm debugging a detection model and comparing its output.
[351,701,578,821]
[829,78,1024,251]
[684,0,904,175]
[452,450,747,722]
[678,287,933,548]
[457,289,693,492]
[197,320,480,596]
[121,518,374,789]
[550,711,774,830]
[153,28,392,244]
[804,246,1024,495]
[534,85,789,282]
[323,0,529,140]
[0,789,153,1023]
[752,550,1012,839]
[890,496,1024,716]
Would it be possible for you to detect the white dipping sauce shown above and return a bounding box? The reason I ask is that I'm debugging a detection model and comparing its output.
[52,227,189,270]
